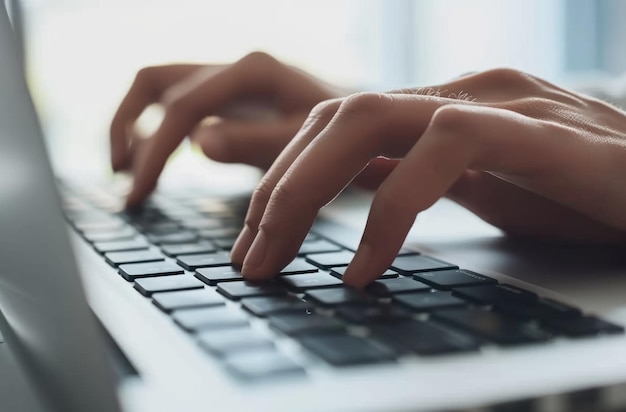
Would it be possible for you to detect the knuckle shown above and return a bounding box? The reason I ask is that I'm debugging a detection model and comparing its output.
[429,105,494,155]
[162,93,190,117]
[374,185,407,216]
[133,66,155,86]
[271,172,319,214]
[235,52,281,85]
[479,67,538,89]
[269,178,297,209]
[308,99,342,122]
[240,51,277,67]
[501,97,553,117]
[130,66,162,99]
[338,92,393,118]
[255,180,298,232]
[245,181,275,228]
[430,105,474,134]
[250,180,274,211]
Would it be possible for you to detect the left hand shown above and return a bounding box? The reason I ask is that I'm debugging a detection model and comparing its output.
[230,68,626,287]
[108,53,344,207]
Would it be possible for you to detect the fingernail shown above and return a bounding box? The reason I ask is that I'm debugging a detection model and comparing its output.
[242,229,267,275]
[231,224,255,265]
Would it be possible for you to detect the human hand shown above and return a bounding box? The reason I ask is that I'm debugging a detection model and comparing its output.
[231,68,626,287]
[110,52,342,207]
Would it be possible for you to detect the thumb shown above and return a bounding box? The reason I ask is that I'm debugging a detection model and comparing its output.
[190,115,305,169]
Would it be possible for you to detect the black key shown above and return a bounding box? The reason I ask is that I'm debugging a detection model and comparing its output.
[372,319,480,355]
[397,247,419,256]
[367,277,431,296]
[223,349,305,379]
[310,223,360,251]
[105,249,164,267]
[217,281,287,300]
[161,242,216,257]
[198,328,274,356]
[268,313,344,336]
[152,289,225,312]
[529,298,582,319]
[195,266,243,285]
[212,238,237,250]
[304,288,374,306]
[542,315,624,337]
[393,291,467,311]
[297,240,342,256]
[301,233,319,242]
[179,217,224,230]
[198,227,240,239]
[432,307,550,345]
[305,251,355,269]
[118,261,184,281]
[165,210,203,221]
[94,238,149,254]
[494,297,582,322]
[453,284,537,305]
[335,303,410,325]
[241,296,314,317]
[136,222,180,235]
[176,251,231,270]
[299,334,396,366]
[75,219,126,232]
[413,269,497,290]
[280,273,343,292]
[147,231,198,245]
[82,227,136,243]
[390,255,458,275]
[331,267,398,280]
[278,259,319,275]
[134,274,204,296]
[193,201,233,216]
[172,307,248,331]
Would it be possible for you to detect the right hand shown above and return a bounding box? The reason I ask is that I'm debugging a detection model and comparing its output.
[110,52,342,207]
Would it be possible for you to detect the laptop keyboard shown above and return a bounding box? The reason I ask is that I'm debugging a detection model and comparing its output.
[60,184,625,380]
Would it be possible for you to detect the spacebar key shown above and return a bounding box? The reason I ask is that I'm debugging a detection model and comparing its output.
[119,261,184,281]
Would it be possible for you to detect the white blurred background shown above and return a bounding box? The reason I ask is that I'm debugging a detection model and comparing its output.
[9,0,626,178]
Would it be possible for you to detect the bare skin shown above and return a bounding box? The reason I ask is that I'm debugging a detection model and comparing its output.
[111,53,626,288]
[110,52,342,206]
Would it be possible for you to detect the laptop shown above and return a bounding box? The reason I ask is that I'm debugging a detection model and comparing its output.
[2,4,626,411]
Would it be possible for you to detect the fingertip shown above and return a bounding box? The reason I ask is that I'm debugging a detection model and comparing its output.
[111,154,124,172]
[110,125,130,170]
[341,244,378,289]
[240,229,268,278]
[125,192,143,209]
[239,227,304,282]
[125,183,150,209]
[240,264,276,282]
[342,268,374,289]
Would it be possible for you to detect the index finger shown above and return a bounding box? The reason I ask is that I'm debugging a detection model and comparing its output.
[125,54,282,207]
[239,93,465,279]
[110,64,203,170]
